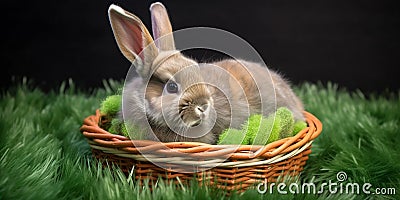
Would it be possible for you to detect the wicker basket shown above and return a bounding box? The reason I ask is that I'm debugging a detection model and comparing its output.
[80,110,322,193]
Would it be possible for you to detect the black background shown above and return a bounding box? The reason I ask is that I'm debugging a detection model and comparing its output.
[2,1,399,93]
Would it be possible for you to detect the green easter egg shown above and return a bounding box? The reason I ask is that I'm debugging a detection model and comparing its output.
[100,95,122,115]
[217,128,247,145]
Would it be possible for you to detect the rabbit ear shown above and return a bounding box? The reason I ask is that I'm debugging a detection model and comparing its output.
[108,4,158,76]
[150,2,176,51]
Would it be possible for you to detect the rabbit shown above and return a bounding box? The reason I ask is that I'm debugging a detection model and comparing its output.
[108,2,304,144]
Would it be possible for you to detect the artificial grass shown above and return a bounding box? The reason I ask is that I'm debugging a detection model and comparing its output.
[0,79,399,200]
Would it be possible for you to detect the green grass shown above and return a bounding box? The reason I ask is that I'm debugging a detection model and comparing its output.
[1,79,399,200]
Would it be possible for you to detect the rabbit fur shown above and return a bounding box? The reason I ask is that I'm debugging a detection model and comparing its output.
[108,3,304,144]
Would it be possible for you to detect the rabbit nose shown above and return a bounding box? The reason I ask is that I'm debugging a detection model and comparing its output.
[196,104,208,113]
[195,103,209,120]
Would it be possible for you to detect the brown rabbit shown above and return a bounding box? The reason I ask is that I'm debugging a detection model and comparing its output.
[108,3,304,144]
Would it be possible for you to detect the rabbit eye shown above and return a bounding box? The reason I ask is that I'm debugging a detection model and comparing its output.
[166,81,179,94]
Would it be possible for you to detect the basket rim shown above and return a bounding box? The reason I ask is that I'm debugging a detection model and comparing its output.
[80,110,322,161]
